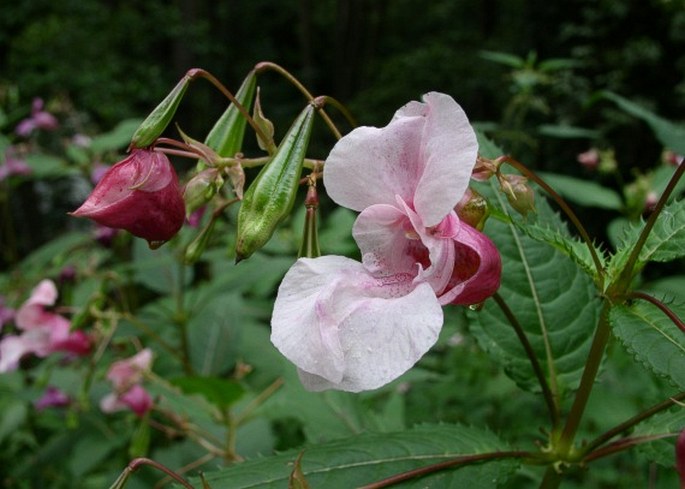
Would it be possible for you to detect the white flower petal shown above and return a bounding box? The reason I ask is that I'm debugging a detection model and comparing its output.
[271,256,443,392]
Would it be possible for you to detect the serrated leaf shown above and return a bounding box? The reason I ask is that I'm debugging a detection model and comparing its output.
[607,200,685,282]
[189,424,517,489]
[610,301,685,389]
[470,182,600,394]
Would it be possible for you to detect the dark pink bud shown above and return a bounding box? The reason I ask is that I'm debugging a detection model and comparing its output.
[71,149,185,246]
[577,148,600,170]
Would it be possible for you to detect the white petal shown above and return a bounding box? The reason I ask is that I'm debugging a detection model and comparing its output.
[0,336,31,372]
[413,92,478,226]
[271,256,443,392]
[323,110,425,211]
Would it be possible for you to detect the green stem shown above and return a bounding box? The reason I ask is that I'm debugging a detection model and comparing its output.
[174,261,193,375]
[500,156,605,287]
[615,161,685,292]
[556,302,612,456]
[582,391,685,456]
[493,293,560,429]
[254,61,343,140]
[583,433,677,463]
[539,466,562,489]
[357,450,535,489]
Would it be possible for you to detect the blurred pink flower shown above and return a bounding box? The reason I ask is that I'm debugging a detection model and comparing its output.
[71,149,185,246]
[100,349,153,417]
[0,280,90,372]
[577,148,600,170]
[0,147,32,181]
[34,386,71,411]
[15,98,59,137]
[271,92,501,392]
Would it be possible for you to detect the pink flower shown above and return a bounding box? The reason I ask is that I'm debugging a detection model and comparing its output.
[34,386,71,411]
[100,349,154,417]
[15,98,59,137]
[271,92,501,392]
[0,280,90,372]
[71,149,185,245]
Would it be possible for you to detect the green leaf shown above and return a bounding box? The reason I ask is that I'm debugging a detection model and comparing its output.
[24,153,78,178]
[537,124,599,139]
[537,172,623,210]
[90,118,143,153]
[470,181,601,394]
[170,376,245,408]
[126,237,193,294]
[189,424,517,489]
[610,301,685,389]
[602,91,685,154]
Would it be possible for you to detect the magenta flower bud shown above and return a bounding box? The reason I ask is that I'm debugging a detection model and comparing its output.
[34,386,71,411]
[71,149,185,247]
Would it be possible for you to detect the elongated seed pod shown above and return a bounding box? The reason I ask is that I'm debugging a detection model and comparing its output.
[235,104,315,261]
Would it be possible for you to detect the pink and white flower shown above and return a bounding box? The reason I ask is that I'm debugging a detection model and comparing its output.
[100,349,154,417]
[271,92,501,392]
[0,280,90,372]
[15,98,59,137]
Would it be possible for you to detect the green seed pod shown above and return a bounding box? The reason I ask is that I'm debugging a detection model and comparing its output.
[130,71,194,149]
[185,217,217,265]
[235,104,315,261]
[203,71,257,159]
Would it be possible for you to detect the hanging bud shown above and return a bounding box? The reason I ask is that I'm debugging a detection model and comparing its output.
[455,187,490,231]
[71,149,185,248]
[130,70,196,149]
[498,173,535,217]
[253,87,276,153]
[203,71,257,160]
[235,104,315,261]
[472,155,499,181]
[183,168,224,217]
[298,178,321,258]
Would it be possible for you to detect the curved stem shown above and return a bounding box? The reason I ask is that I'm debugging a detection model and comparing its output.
[629,291,685,333]
[357,450,534,489]
[582,391,685,456]
[615,161,685,292]
[583,433,677,463]
[109,458,194,489]
[499,156,605,286]
[493,293,560,429]
[318,95,358,129]
[187,68,271,149]
[254,61,344,140]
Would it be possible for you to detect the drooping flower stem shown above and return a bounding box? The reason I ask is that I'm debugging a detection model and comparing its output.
[614,161,685,293]
[493,293,560,429]
[499,156,605,286]
[187,69,271,149]
[254,61,346,140]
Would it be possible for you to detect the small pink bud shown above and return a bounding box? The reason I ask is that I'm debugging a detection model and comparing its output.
[471,156,498,181]
[71,149,185,247]
[577,148,600,170]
